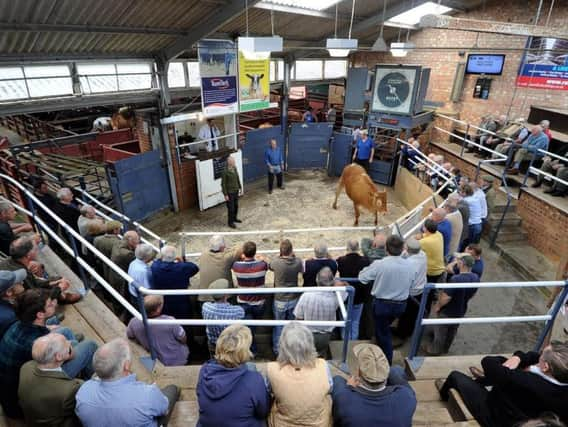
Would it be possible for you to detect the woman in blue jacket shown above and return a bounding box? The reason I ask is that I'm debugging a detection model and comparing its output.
[197,324,270,427]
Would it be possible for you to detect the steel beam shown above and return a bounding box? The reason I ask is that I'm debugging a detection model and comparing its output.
[162,0,263,61]
[419,14,568,39]
[0,22,187,36]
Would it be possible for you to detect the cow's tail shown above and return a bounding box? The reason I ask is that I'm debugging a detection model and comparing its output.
[332,174,344,209]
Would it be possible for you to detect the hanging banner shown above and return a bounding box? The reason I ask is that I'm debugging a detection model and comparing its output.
[517,37,568,90]
[238,51,270,112]
[198,40,238,116]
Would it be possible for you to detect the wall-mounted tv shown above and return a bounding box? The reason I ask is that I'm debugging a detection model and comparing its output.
[466,54,506,75]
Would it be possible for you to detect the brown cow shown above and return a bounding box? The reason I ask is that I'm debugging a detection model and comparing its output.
[332,164,388,226]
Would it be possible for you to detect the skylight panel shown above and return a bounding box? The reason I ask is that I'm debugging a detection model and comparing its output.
[256,0,342,12]
[386,1,452,26]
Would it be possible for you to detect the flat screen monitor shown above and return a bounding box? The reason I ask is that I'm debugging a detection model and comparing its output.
[466,54,505,75]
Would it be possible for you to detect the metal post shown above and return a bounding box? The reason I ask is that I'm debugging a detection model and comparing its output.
[408,285,432,360]
[475,160,482,181]
[24,193,45,245]
[522,152,537,187]
[340,285,355,369]
[431,195,438,208]
[78,177,87,203]
[136,285,158,371]
[65,228,90,291]
[461,124,470,157]
[534,281,568,351]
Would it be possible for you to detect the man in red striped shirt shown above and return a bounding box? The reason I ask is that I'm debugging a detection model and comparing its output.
[231,241,268,353]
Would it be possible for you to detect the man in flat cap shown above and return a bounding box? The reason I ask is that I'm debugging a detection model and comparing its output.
[332,343,417,427]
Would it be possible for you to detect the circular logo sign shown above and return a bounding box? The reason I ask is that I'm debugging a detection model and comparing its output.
[377,72,410,108]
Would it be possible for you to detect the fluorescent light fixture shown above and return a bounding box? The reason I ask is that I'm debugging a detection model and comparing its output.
[238,36,283,60]
[386,1,452,27]
[326,38,358,57]
[256,0,341,12]
[390,42,415,57]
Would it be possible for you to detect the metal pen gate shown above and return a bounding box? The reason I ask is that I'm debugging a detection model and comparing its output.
[241,127,284,183]
[287,123,334,170]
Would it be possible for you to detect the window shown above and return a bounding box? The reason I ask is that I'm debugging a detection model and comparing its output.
[187,62,201,87]
[324,60,347,79]
[277,60,284,81]
[0,65,72,101]
[270,60,284,82]
[270,61,276,82]
[294,60,323,80]
[77,62,152,94]
[168,62,186,88]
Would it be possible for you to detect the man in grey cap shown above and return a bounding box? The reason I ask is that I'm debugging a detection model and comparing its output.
[332,343,416,427]
[201,278,245,357]
[0,269,27,338]
[394,237,428,341]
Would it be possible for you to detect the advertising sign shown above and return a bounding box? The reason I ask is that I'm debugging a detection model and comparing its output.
[517,37,568,90]
[198,40,238,116]
[238,51,270,112]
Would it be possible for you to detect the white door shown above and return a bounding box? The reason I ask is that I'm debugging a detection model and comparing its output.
[196,150,243,210]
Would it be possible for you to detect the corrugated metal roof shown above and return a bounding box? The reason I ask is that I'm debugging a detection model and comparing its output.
[0,0,475,59]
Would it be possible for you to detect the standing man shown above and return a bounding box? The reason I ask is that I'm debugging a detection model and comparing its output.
[303,106,317,123]
[264,139,285,194]
[358,235,415,365]
[221,156,242,229]
[198,118,221,152]
[352,130,374,173]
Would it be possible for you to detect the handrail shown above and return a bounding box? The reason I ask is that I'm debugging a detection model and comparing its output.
[435,112,513,142]
[538,148,568,163]
[74,187,165,247]
[434,126,508,160]
[0,173,138,305]
[529,167,568,188]
[408,280,568,360]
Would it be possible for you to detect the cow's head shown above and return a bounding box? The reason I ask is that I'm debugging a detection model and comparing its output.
[372,191,388,213]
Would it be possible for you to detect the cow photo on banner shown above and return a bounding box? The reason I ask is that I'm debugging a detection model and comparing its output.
[238,50,270,112]
[198,40,238,116]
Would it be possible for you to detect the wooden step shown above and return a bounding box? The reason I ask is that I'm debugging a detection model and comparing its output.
[405,355,492,381]
[495,229,528,243]
[488,213,522,227]
[414,400,453,425]
[169,401,198,427]
[411,379,441,402]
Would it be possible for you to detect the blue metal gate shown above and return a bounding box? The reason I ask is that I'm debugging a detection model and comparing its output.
[109,150,171,221]
[241,127,284,183]
[329,132,353,177]
[287,123,333,170]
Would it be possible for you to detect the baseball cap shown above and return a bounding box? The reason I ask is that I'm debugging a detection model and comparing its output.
[455,253,475,268]
[209,278,229,290]
[481,175,494,183]
[0,269,27,294]
[105,220,122,233]
[351,343,390,384]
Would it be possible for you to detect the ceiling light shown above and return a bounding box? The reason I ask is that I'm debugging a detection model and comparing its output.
[326,38,358,57]
[238,36,283,59]
[256,0,342,12]
[390,42,415,57]
[371,37,388,52]
[386,1,452,27]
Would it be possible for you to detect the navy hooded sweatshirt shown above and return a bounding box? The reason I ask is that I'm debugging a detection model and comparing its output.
[197,360,270,427]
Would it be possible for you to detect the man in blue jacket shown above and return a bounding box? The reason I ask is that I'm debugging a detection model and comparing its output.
[264,139,285,194]
[352,129,374,173]
[332,343,417,427]
[506,125,549,175]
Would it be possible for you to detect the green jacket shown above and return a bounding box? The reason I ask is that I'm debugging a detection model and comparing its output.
[485,187,496,216]
[221,166,242,195]
[18,361,83,427]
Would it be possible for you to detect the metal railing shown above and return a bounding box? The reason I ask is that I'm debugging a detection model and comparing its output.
[407,280,568,368]
[434,113,514,246]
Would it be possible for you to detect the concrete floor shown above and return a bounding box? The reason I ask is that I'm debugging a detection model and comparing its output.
[145,169,551,358]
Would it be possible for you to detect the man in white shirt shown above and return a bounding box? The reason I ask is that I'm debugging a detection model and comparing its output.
[198,118,221,152]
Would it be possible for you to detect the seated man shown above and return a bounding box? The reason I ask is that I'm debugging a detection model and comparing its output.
[201,278,245,356]
[360,227,388,262]
[53,188,80,233]
[76,338,180,427]
[127,295,189,366]
[506,125,549,175]
[0,236,80,304]
[77,205,104,240]
[19,333,84,427]
[332,343,416,427]
[476,115,507,157]
[437,343,568,427]
[303,241,338,286]
[0,201,33,255]
[151,245,199,320]
[532,146,568,196]
[127,243,155,305]
[294,267,346,358]
[401,137,421,171]
[0,289,97,418]
[493,119,530,162]
[426,253,479,356]
[93,220,122,281]
[0,269,27,339]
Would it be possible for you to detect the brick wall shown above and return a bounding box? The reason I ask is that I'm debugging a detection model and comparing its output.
[517,192,568,261]
[135,111,153,153]
[167,124,198,210]
[352,0,568,125]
